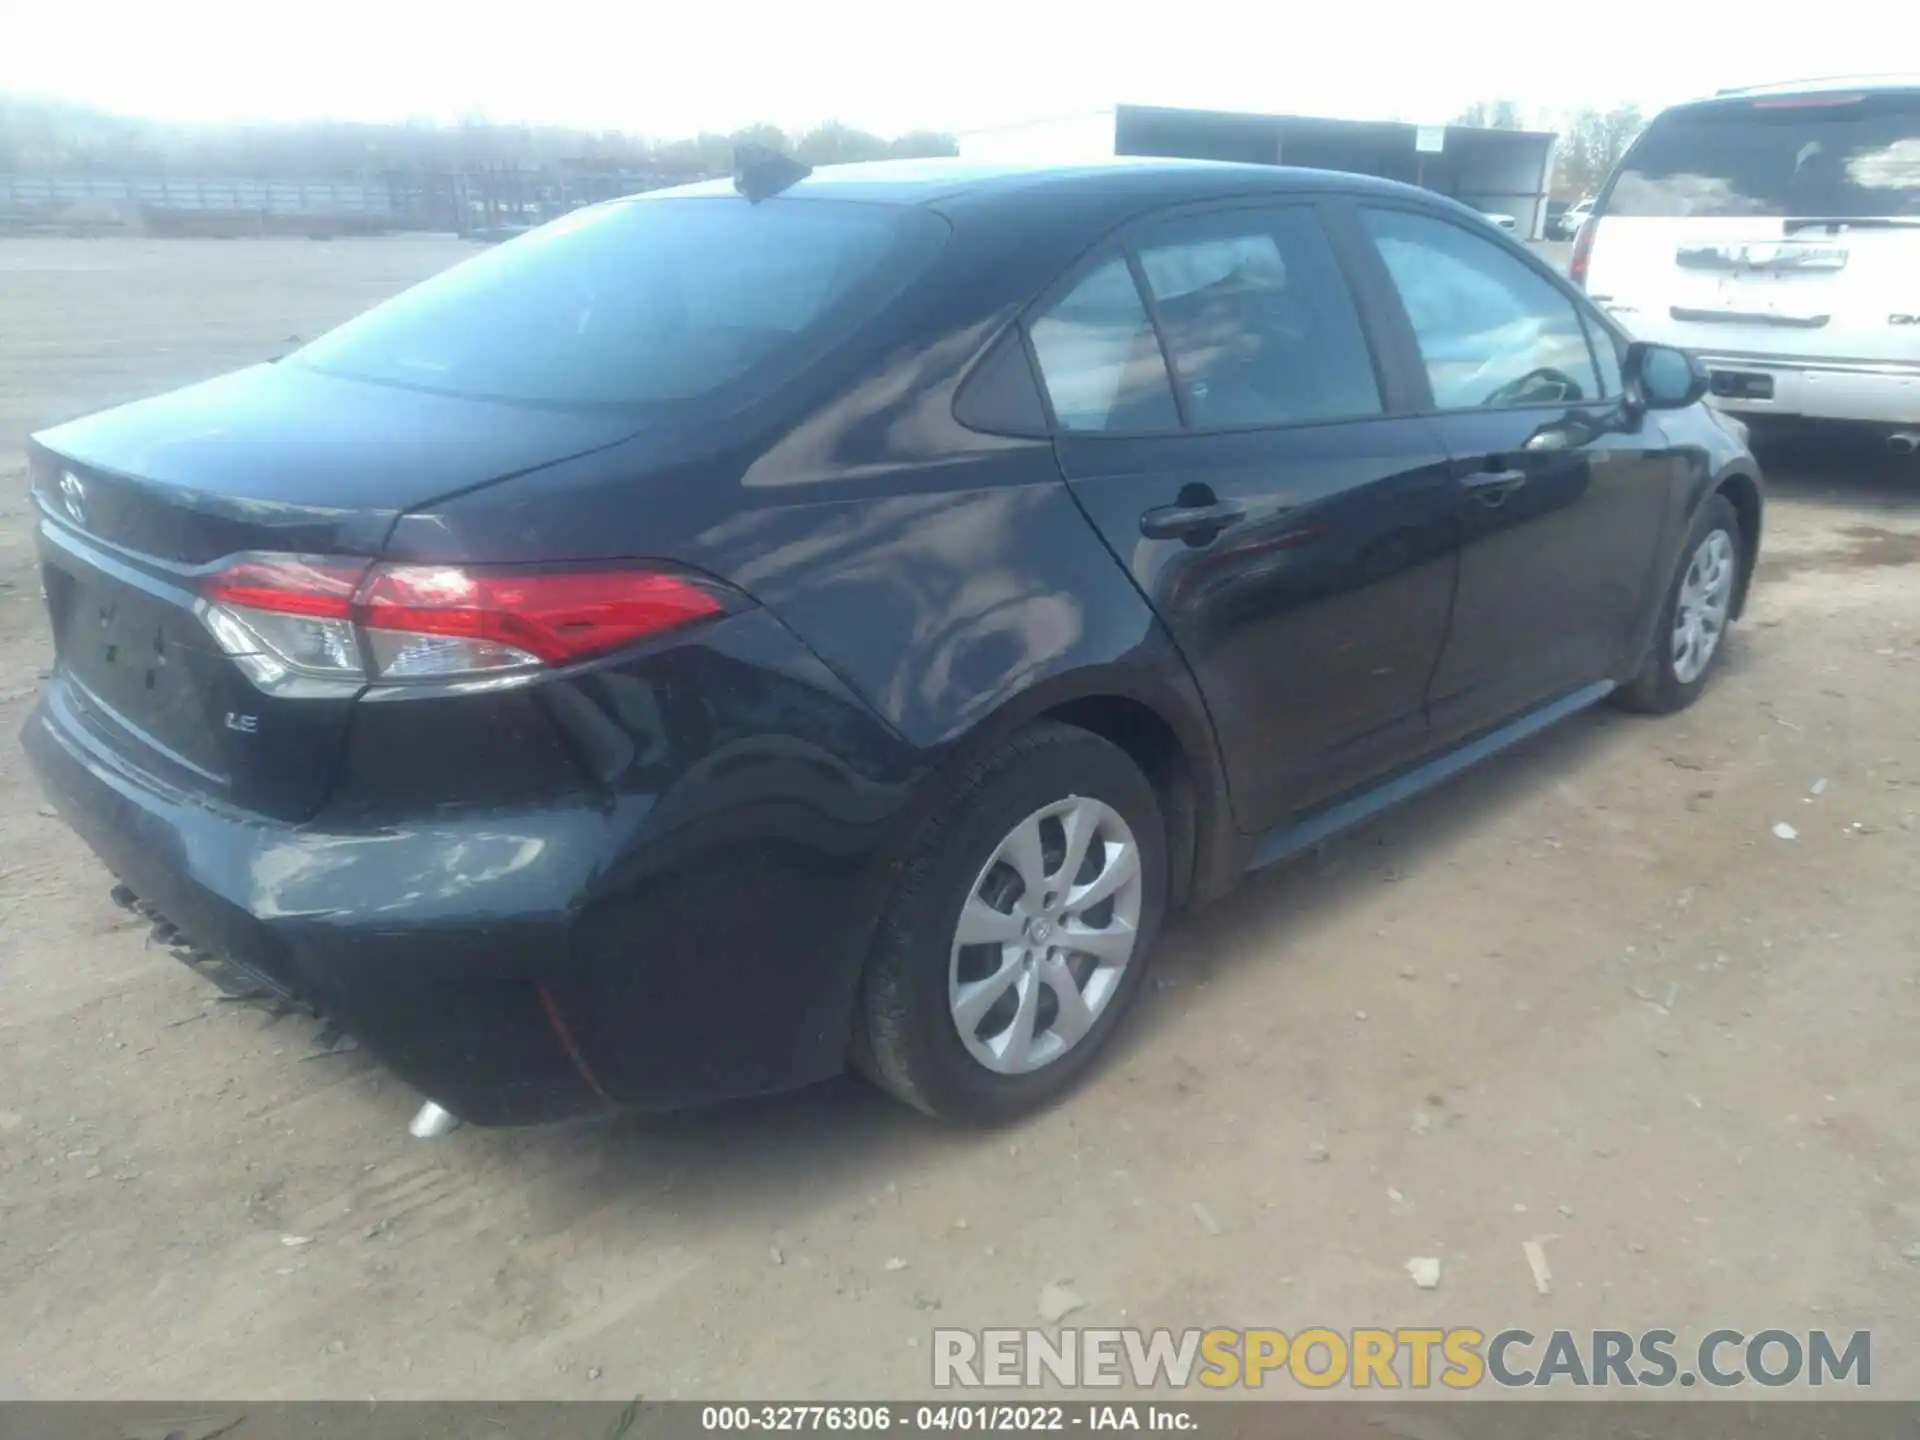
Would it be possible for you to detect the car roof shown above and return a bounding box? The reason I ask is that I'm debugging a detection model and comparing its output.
[632,156,1438,213]
[1712,73,1920,98]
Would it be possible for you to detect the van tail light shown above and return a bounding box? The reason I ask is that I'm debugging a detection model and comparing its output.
[1750,94,1864,109]
[1570,216,1597,290]
[199,555,739,689]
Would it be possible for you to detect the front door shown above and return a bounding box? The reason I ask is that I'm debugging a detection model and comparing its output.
[1347,204,1676,744]
[1031,203,1459,834]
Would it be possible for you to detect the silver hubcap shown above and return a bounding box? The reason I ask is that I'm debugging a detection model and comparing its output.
[1672,529,1735,685]
[948,796,1144,1076]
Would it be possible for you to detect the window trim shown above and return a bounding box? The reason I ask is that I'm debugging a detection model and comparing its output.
[1022,250,1184,437]
[1575,292,1636,392]
[1578,306,1627,400]
[1343,197,1623,419]
[1122,247,1194,430]
[1018,194,1408,441]
[953,319,1052,438]
[1017,320,1065,435]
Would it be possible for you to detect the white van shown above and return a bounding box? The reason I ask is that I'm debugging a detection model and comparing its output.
[1574,77,1920,449]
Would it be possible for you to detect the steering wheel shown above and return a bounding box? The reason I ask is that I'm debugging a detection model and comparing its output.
[1482,366,1582,407]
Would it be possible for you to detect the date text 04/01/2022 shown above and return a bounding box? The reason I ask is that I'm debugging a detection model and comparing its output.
[698,1404,1197,1432]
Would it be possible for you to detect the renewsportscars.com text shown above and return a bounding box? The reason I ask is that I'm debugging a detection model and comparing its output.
[932,1327,1871,1390]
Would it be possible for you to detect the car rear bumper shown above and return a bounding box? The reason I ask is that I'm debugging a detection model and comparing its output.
[22,609,923,1125]
[24,678,620,1123]
[1696,353,1920,425]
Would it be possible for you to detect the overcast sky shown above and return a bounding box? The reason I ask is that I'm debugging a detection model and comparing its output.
[2,0,1896,137]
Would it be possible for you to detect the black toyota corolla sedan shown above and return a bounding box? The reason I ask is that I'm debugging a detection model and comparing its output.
[23,155,1761,1130]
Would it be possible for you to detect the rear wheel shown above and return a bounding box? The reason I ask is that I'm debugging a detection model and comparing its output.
[856,723,1166,1122]
[1615,493,1742,714]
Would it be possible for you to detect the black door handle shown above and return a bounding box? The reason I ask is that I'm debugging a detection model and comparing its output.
[1140,499,1247,542]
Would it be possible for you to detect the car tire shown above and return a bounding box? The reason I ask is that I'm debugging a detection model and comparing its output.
[1614,493,1743,715]
[855,722,1167,1123]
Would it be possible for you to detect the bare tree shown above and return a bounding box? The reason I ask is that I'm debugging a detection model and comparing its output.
[1548,105,1645,198]
[1451,99,1527,130]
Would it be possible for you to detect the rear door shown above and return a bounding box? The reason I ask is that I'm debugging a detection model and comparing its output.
[1584,87,1920,362]
[1036,201,1459,834]
[1346,202,1677,743]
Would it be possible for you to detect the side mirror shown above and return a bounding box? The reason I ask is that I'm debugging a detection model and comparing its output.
[1625,342,1709,410]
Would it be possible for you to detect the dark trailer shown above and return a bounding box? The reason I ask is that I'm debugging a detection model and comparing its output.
[959,103,1558,239]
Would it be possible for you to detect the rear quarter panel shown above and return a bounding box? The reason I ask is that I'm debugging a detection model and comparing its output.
[388,194,1231,843]
[375,202,1239,1090]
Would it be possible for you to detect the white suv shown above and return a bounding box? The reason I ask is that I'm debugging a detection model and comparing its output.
[1574,77,1920,451]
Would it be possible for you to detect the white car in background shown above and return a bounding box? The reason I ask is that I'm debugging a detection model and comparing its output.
[1551,197,1593,240]
[1573,76,1920,452]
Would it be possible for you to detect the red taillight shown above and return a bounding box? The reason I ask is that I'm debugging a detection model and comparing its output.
[359,566,729,672]
[1750,93,1864,109]
[1570,215,1597,289]
[202,556,366,618]
[198,554,370,686]
[197,555,737,688]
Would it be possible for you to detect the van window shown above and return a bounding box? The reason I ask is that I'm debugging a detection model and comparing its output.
[1608,90,1920,219]
[293,197,947,411]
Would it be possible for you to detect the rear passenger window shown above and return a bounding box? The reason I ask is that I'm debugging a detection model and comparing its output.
[1029,258,1180,433]
[1135,209,1382,428]
[1361,208,1601,410]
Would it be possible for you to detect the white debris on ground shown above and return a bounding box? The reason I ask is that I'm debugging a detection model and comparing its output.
[1038,1283,1087,1323]
[1522,1239,1552,1295]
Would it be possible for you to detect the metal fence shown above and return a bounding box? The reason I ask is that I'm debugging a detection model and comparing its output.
[0,164,709,236]
[1,173,399,215]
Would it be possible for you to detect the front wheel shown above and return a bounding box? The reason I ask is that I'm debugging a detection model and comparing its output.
[855,722,1166,1123]
[1615,493,1743,714]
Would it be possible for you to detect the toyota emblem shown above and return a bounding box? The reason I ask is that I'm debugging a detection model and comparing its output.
[58,470,87,527]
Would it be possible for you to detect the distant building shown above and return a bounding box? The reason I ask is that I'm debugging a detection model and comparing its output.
[958,104,1558,240]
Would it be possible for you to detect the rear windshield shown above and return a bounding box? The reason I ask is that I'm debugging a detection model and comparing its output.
[1607,90,1920,219]
[291,197,946,410]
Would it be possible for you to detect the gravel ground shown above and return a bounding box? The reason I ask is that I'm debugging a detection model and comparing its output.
[1,237,1916,1401]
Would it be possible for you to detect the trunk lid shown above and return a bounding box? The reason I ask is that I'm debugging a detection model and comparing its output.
[30,363,640,821]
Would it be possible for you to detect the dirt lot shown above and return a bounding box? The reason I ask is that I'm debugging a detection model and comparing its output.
[1,237,1917,1401]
